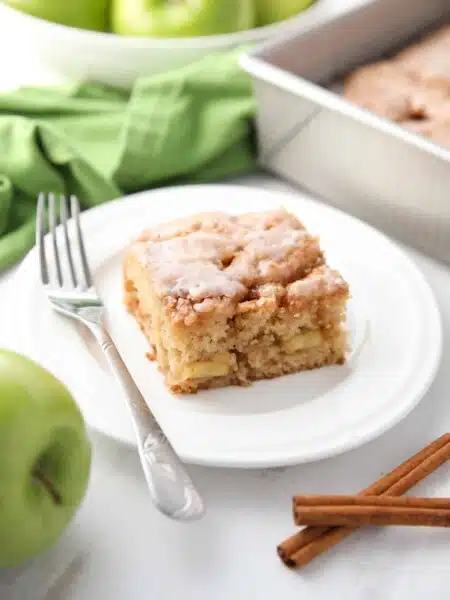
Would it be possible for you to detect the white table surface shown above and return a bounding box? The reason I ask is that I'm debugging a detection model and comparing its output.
[2,2,450,598]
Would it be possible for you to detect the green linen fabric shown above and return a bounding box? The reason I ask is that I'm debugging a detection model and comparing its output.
[0,48,256,271]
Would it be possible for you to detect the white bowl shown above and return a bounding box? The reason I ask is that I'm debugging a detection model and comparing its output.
[0,0,329,88]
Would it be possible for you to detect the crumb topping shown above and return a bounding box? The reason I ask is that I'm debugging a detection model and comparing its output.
[287,265,347,299]
[133,210,325,302]
[343,25,450,149]
[344,61,418,122]
[395,26,450,84]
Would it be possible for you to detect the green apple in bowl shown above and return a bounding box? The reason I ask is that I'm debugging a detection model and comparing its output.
[0,350,91,568]
[112,0,255,37]
[2,0,110,31]
[256,0,317,26]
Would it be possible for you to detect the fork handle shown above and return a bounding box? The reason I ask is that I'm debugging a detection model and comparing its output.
[89,324,204,521]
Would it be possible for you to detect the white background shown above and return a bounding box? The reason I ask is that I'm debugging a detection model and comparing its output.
[2,1,450,598]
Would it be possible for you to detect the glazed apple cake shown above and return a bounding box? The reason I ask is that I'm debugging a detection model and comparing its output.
[124,209,349,394]
[344,25,450,148]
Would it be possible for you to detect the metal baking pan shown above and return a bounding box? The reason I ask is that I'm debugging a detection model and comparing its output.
[241,0,450,264]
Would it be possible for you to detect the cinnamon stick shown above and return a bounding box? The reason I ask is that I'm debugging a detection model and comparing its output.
[293,495,450,527]
[293,507,450,528]
[293,495,450,509]
[277,434,450,568]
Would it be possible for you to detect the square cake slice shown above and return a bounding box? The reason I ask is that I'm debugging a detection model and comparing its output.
[124,209,349,394]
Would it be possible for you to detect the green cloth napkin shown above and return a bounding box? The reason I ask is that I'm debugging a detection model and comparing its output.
[0,48,256,271]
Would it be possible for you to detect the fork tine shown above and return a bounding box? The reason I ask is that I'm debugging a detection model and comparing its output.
[49,193,63,286]
[36,193,49,285]
[60,195,78,287]
[71,195,92,289]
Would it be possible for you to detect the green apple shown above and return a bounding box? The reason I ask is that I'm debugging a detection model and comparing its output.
[112,0,255,37]
[256,0,317,26]
[0,350,91,568]
[3,0,110,31]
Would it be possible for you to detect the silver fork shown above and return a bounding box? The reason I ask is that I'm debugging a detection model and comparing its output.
[36,193,204,521]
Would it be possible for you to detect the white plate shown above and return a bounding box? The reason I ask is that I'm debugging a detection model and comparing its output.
[11,184,442,468]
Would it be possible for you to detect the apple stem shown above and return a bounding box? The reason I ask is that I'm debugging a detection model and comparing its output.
[33,470,62,506]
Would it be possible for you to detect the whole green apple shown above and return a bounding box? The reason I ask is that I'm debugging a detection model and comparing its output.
[112,0,255,37]
[256,0,317,26]
[0,350,91,568]
[3,0,110,31]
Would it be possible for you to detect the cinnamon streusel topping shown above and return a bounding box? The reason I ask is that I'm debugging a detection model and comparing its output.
[133,210,325,302]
